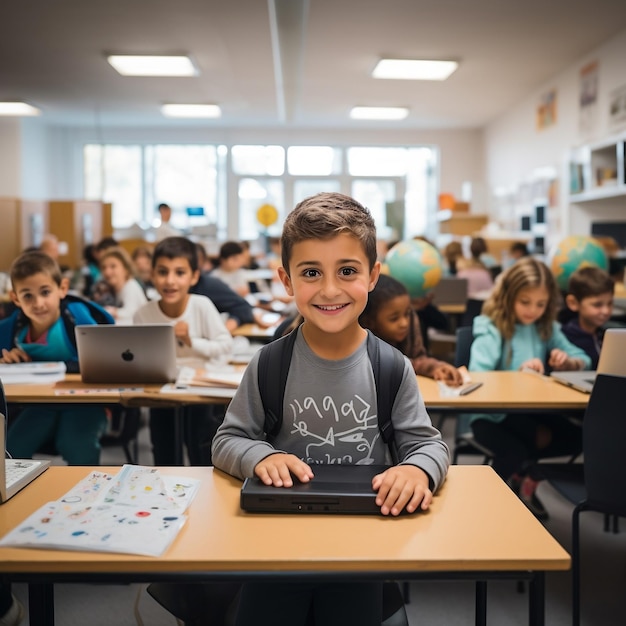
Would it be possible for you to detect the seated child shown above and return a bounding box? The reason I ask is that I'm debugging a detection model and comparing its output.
[212,193,449,626]
[0,251,114,464]
[98,247,148,323]
[468,256,591,520]
[210,241,251,297]
[360,274,464,385]
[133,236,233,466]
[561,266,615,369]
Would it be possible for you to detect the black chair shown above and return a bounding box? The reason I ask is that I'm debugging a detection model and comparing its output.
[99,406,143,464]
[451,326,493,464]
[147,580,408,626]
[536,374,626,626]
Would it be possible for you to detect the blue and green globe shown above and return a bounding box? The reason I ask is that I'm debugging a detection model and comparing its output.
[550,235,609,291]
[385,239,443,299]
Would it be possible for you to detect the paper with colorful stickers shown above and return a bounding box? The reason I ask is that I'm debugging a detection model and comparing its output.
[0,465,200,556]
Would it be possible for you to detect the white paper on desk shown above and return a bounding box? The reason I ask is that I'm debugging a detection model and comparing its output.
[0,501,187,557]
[0,465,199,556]
[437,366,474,397]
[176,366,243,389]
[160,383,238,399]
[0,361,66,384]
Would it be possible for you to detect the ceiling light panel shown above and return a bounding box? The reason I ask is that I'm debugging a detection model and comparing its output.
[0,102,41,116]
[373,59,458,81]
[107,55,198,77]
[350,106,409,120]
[161,104,221,118]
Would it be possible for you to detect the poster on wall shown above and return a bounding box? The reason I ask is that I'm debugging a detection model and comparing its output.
[579,60,599,135]
[536,89,557,130]
[609,84,626,130]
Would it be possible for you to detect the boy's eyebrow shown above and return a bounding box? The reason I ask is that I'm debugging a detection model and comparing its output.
[294,257,365,268]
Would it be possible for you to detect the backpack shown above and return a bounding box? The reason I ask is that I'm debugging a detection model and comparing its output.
[258,328,406,456]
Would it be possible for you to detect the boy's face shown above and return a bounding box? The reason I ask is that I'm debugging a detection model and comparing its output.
[278,233,380,338]
[10,272,68,333]
[152,256,199,308]
[566,291,614,332]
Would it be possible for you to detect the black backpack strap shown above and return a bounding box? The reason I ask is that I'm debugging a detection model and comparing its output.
[258,328,299,437]
[365,331,406,448]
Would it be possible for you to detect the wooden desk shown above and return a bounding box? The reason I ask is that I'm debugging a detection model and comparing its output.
[231,323,277,341]
[418,370,589,413]
[0,465,569,626]
[4,376,233,466]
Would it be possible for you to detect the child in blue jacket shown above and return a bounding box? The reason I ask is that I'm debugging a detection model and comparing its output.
[0,250,114,464]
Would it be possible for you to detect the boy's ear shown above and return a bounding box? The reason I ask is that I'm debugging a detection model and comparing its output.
[190,269,200,286]
[59,277,70,297]
[277,266,293,297]
[565,294,580,312]
[9,290,21,309]
[368,261,381,292]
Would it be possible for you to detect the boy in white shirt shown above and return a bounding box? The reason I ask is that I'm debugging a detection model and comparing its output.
[134,236,233,465]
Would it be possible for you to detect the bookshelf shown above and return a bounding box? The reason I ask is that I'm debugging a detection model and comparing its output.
[567,132,626,239]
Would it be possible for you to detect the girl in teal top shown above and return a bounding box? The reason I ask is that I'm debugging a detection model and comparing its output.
[468,257,590,519]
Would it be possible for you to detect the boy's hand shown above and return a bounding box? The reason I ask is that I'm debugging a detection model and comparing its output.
[173,321,191,347]
[254,453,314,487]
[372,465,432,516]
[519,358,544,374]
[432,363,464,386]
[0,347,31,363]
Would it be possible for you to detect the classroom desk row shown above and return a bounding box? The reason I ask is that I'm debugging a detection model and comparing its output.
[0,465,569,626]
[3,370,590,468]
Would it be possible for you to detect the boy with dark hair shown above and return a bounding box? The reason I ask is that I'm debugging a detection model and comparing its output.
[562,266,615,369]
[210,240,250,296]
[133,236,232,465]
[0,250,114,464]
[212,193,448,626]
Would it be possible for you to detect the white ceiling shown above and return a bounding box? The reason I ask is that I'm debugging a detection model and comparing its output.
[3,0,626,130]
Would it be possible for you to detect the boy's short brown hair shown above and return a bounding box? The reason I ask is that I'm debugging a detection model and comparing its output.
[152,236,198,272]
[10,250,63,287]
[280,192,377,275]
[567,266,614,301]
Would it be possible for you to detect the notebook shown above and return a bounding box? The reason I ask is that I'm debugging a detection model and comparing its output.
[1,412,50,504]
[550,328,626,393]
[240,464,405,515]
[75,324,179,384]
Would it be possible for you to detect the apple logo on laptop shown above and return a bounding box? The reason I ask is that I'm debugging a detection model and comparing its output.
[121,349,134,362]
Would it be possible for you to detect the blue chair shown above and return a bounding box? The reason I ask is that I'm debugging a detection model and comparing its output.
[451,326,494,464]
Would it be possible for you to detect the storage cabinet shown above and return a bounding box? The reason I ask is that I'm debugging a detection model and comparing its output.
[0,198,48,271]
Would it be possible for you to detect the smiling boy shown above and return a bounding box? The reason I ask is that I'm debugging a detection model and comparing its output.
[133,236,232,465]
[0,250,114,464]
[212,193,448,626]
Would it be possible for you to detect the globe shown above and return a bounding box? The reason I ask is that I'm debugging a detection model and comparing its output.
[385,239,443,299]
[550,235,609,291]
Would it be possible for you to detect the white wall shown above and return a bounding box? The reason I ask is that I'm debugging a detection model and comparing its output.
[0,119,22,197]
[484,28,626,236]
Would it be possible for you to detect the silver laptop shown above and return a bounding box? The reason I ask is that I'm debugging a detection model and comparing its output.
[75,324,179,384]
[1,412,50,504]
[240,464,413,515]
[551,328,626,393]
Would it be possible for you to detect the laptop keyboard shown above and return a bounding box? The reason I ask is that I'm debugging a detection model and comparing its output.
[5,459,42,490]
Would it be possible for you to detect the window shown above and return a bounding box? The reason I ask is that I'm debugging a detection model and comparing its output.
[287,146,341,176]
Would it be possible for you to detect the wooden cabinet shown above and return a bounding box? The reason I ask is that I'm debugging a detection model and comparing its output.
[436,210,488,236]
[48,200,109,269]
[0,198,48,271]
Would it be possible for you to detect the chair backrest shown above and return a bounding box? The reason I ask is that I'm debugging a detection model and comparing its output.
[583,374,626,516]
[431,277,468,306]
[454,326,474,368]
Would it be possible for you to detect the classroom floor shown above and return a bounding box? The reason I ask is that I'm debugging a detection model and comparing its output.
[11,410,626,625]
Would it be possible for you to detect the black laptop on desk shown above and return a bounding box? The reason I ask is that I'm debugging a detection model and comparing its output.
[240,464,402,515]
